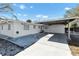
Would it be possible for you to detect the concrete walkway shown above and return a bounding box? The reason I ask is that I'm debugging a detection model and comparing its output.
[16,34,72,56]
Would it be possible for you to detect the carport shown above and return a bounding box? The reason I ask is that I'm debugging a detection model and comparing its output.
[38,17,76,40]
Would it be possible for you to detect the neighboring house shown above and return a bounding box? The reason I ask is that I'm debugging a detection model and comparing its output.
[0,19,43,38]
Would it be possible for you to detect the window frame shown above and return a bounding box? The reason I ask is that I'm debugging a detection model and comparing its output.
[33,25,36,29]
[2,25,3,30]
[8,24,11,30]
[24,24,29,30]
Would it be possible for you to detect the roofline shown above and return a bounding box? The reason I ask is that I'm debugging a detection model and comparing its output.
[0,17,78,25]
[38,17,78,25]
[0,19,43,26]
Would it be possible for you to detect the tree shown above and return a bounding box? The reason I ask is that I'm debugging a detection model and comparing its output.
[0,3,17,20]
[26,19,32,23]
[0,4,13,12]
[64,5,79,18]
[71,23,78,31]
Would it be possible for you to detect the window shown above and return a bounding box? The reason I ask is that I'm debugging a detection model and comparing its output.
[33,25,36,29]
[40,26,42,30]
[8,24,11,30]
[24,24,29,30]
[2,25,3,30]
[44,26,48,29]
[38,26,40,29]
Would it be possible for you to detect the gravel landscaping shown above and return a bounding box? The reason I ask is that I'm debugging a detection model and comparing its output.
[0,39,23,56]
[5,33,47,48]
[0,33,47,56]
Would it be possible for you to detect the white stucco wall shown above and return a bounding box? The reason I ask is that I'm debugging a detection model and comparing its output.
[44,24,65,33]
[0,20,65,38]
[13,22,41,37]
[0,22,15,37]
[0,21,42,38]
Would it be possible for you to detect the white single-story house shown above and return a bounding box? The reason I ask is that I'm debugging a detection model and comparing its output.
[0,19,44,38]
[0,17,77,39]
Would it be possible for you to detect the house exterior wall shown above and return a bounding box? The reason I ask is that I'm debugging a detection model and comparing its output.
[0,20,65,37]
[44,24,65,33]
[0,21,42,38]
[13,22,41,37]
[0,22,15,37]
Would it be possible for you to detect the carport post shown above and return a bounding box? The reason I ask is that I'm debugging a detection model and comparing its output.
[68,22,71,40]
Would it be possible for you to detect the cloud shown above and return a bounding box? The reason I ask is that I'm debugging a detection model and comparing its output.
[65,7,71,10]
[23,14,27,17]
[17,13,27,17]
[20,5,26,10]
[30,6,33,8]
[36,15,42,18]
[13,13,17,15]
[42,16,48,18]
[36,15,48,19]
[13,3,16,6]
[17,13,21,16]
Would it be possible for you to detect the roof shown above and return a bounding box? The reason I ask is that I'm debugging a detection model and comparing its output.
[0,19,43,26]
[38,17,78,25]
[0,17,78,26]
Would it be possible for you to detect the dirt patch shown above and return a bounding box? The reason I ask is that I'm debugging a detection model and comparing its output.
[68,40,79,56]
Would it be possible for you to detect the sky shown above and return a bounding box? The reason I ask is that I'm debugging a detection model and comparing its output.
[0,3,78,22]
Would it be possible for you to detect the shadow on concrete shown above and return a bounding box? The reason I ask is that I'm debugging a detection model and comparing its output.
[48,33,68,44]
[70,34,79,46]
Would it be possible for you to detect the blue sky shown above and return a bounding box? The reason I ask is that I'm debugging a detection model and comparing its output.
[0,3,78,22]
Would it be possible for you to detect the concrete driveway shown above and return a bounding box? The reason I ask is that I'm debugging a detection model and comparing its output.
[16,34,72,56]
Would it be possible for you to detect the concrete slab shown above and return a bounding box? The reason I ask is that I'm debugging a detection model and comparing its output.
[16,34,72,56]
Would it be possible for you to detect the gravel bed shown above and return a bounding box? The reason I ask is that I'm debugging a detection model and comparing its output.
[0,33,47,56]
[0,39,23,56]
